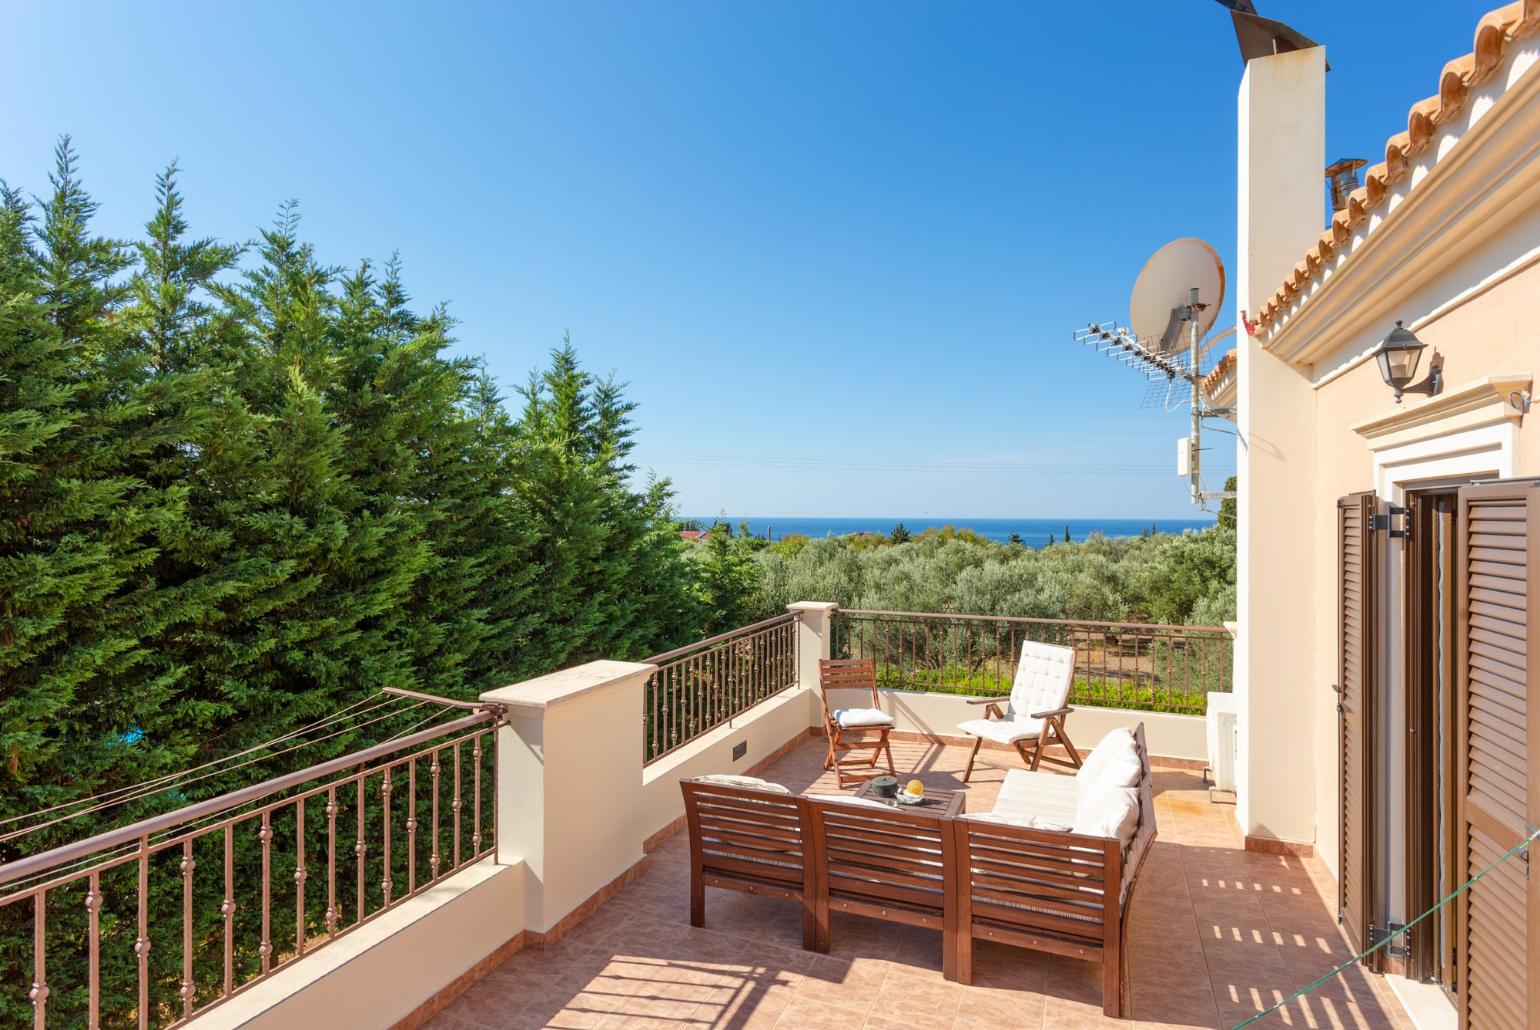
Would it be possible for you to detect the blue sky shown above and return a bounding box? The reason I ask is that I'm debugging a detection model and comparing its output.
[2,1,1495,519]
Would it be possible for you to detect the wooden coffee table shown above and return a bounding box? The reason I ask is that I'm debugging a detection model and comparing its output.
[853,780,966,817]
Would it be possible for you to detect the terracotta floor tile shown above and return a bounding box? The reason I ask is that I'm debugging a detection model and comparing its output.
[429,740,1413,1029]
[774,995,873,1027]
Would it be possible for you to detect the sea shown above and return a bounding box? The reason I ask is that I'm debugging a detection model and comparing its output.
[686,517,1215,547]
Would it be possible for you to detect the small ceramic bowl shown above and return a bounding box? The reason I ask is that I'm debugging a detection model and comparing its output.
[869,775,899,798]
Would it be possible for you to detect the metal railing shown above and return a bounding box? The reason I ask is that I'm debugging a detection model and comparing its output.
[0,711,501,1029]
[643,612,801,764]
[833,609,1232,715]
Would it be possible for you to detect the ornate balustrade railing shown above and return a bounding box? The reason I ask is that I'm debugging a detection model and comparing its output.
[0,710,500,1029]
[643,612,801,764]
[833,609,1232,715]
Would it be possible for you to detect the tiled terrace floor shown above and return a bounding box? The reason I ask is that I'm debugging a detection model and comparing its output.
[431,738,1414,1029]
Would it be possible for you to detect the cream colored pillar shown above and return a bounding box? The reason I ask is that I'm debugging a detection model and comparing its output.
[787,601,837,692]
[1235,45,1325,846]
[480,660,654,933]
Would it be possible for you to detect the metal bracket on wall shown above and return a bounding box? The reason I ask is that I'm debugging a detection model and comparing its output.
[1369,923,1411,960]
[1368,505,1411,539]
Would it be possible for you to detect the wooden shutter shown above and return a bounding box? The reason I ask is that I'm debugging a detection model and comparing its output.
[1337,491,1378,963]
[1454,482,1538,1029]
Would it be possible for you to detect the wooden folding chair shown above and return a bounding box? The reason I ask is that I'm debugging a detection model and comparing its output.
[957,639,1082,781]
[817,658,896,788]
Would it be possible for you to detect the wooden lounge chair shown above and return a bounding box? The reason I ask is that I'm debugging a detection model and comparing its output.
[804,792,960,967]
[957,639,1082,781]
[947,723,1157,1017]
[680,776,818,950]
[817,658,896,788]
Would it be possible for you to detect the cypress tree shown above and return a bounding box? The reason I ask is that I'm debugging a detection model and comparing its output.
[0,141,199,826]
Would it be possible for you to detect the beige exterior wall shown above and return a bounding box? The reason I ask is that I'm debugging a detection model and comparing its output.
[482,661,654,933]
[639,684,818,842]
[1240,36,1539,897]
[192,858,524,1030]
[1234,46,1327,845]
[1306,239,1540,885]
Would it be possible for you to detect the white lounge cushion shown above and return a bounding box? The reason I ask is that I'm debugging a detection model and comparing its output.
[957,716,1045,745]
[1005,640,1075,720]
[1073,782,1140,846]
[695,774,790,794]
[1077,728,1142,790]
[834,707,894,729]
[993,768,1078,829]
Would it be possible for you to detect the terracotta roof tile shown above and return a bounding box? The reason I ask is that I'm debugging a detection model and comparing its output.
[1255,1,1540,331]
[1202,350,1236,395]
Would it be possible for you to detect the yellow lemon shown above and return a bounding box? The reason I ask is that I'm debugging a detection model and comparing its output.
[906,779,925,797]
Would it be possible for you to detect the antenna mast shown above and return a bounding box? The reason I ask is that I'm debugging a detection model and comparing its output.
[1072,237,1236,510]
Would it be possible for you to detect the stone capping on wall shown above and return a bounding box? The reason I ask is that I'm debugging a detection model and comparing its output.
[1349,374,1532,450]
[482,658,656,714]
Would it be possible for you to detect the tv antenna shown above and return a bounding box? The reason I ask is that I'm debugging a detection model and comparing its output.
[1073,237,1237,510]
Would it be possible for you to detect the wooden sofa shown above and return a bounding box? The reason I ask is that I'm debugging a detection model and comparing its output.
[679,723,1156,1017]
[949,722,1157,1017]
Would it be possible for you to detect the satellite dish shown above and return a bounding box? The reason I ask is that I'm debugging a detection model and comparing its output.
[1129,238,1226,354]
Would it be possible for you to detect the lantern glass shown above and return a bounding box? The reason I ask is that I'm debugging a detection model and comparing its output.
[1382,346,1420,383]
[1375,322,1425,387]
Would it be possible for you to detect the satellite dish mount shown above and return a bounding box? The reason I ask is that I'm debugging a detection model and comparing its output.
[1072,237,1236,510]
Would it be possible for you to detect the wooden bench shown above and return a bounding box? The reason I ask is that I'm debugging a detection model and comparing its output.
[804,788,964,968]
[947,722,1157,1017]
[680,777,818,950]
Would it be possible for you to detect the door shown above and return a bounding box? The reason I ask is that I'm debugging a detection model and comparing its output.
[1338,491,1379,964]
[1403,491,1457,991]
[1453,480,1538,1028]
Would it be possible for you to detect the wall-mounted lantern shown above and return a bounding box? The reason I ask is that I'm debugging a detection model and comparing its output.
[1373,321,1442,403]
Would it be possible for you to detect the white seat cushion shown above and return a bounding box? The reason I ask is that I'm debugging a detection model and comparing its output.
[835,707,894,729]
[969,810,1073,832]
[957,716,1044,745]
[993,768,1078,829]
[1077,728,1142,790]
[695,774,790,794]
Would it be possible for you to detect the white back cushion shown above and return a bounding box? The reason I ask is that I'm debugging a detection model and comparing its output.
[696,774,790,794]
[1077,727,1141,788]
[1073,782,1140,845]
[1007,640,1075,719]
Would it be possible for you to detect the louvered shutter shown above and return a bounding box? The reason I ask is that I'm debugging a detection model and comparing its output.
[1337,491,1377,963]
[1454,482,1537,1029]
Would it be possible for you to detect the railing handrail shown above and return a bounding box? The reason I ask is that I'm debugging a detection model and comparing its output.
[0,710,497,890]
[644,610,801,665]
[838,608,1229,634]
